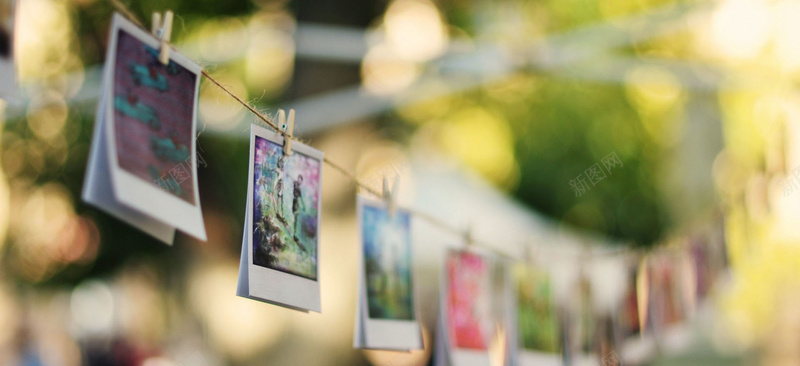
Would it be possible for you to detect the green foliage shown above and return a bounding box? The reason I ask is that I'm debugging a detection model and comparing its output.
[509,79,670,246]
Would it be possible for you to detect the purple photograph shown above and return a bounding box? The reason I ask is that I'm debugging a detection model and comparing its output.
[252,136,321,280]
[112,28,197,204]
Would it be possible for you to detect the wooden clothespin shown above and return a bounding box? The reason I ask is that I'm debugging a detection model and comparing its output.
[382,175,399,217]
[280,108,295,156]
[151,12,161,34]
[278,109,286,131]
[152,10,173,65]
[464,222,474,248]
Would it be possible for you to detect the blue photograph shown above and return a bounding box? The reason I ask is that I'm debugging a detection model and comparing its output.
[361,202,414,320]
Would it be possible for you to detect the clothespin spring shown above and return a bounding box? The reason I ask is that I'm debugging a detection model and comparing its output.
[278,108,295,156]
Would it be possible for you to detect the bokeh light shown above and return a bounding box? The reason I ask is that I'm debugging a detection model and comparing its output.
[2,0,800,364]
[383,0,447,62]
[711,0,771,61]
[361,43,421,95]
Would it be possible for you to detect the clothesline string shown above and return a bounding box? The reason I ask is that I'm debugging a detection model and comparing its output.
[108,1,634,261]
[109,0,145,29]
[204,69,386,200]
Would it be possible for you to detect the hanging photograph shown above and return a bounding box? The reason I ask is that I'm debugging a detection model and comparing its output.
[112,28,198,205]
[353,195,422,351]
[434,249,496,365]
[82,13,205,243]
[448,250,492,350]
[237,123,323,312]
[689,235,712,301]
[648,253,693,353]
[571,273,599,366]
[513,264,561,366]
[0,0,16,95]
[252,129,321,280]
[594,314,618,366]
[615,259,655,365]
[362,197,414,320]
[618,266,643,341]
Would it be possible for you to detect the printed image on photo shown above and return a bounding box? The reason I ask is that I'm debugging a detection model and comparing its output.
[650,258,685,327]
[689,236,712,300]
[515,265,558,353]
[252,136,321,280]
[447,251,493,350]
[362,203,414,320]
[112,29,197,204]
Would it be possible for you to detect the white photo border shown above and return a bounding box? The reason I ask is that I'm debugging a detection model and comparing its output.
[103,13,206,241]
[512,263,562,366]
[247,123,323,313]
[356,195,422,350]
[443,248,493,366]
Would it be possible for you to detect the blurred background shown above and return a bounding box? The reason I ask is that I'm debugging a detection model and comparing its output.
[0,0,798,364]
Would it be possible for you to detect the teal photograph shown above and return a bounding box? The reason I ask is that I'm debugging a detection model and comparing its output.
[361,200,414,320]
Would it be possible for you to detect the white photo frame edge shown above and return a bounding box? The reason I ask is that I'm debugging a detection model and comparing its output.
[81,76,176,244]
[103,13,206,241]
[246,123,323,313]
[512,263,562,366]
[356,195,423,351]
[443,248,493,366]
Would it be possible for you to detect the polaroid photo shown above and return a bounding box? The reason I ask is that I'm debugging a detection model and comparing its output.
[570,274,599,366]
[708,218,730,281]
[434,249,496,366]
[648,253,693,354]
[83,93,175,243]
[614,260,655,365]
[689,235,713,302]
[83,13,206,243]
[237,123,323,313]
[352,195,422,351]
[0,0,16,96]
[497,261,514,365]
[510,263,561,366]
[594,315,620,366]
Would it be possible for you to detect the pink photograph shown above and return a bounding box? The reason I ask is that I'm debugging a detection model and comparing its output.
[446,250,493,350]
